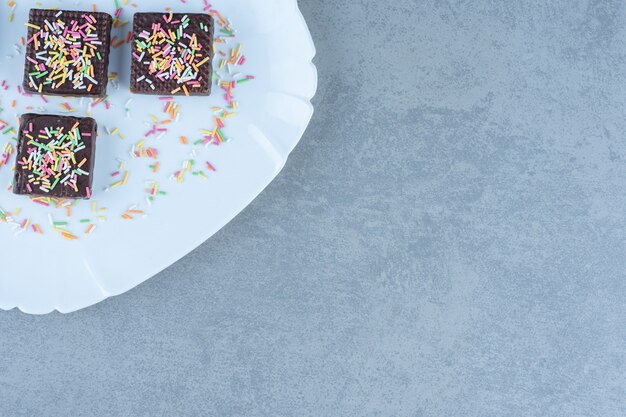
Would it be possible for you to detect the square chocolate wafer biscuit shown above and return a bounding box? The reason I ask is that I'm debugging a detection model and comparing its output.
[131,12,214,96]
[22,9,113,97]
[13,113,97,199]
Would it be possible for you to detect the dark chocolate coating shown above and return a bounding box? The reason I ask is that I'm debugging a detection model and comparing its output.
[130,12,214,96]
[22,9,113,98]
[13,113,97,199]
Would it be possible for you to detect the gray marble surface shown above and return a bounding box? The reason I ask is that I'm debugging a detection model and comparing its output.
[2,0,626,415]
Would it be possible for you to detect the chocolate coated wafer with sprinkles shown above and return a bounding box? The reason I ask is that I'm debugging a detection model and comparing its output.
[22,9,113,97]
[13,113,97,199]
[131,12,214,96]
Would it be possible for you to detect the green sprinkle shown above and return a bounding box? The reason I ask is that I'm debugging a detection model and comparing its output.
[28,141,53,152]
[50,176,61,190]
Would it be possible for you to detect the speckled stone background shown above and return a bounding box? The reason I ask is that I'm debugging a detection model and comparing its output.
[1,0,626,415]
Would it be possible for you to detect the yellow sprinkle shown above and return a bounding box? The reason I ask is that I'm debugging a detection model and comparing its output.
[196,56,210,67]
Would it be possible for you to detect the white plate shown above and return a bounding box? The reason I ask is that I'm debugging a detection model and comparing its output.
[0,0,316,314]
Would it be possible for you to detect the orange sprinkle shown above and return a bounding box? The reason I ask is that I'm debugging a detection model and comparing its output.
[62,232,78,240]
